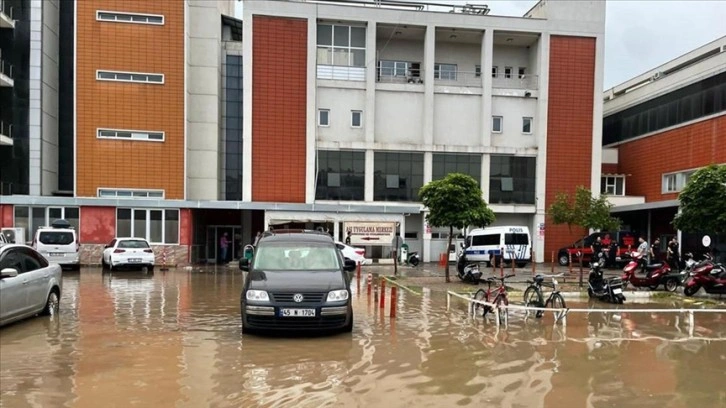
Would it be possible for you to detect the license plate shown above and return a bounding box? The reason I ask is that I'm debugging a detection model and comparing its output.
[49,253,65,257]
[280,308,316,317]
[613,288,623,294]
[129,258,142,263]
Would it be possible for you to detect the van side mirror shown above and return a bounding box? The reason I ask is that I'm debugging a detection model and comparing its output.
[343,259,357,272]
[239,258,250,271]
[0,268,18,279]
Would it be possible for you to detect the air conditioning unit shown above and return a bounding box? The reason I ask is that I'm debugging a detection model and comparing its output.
[1,227,26,244]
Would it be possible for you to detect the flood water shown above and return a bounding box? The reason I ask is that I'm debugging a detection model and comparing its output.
[1,267,725,408]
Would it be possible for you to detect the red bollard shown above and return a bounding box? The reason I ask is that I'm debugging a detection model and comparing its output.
[531,248,535,276]
[367,273,372,296]
[551,251,555,274]
[390,286,397,318]
[379,278,386,309]
[356,262,361,281]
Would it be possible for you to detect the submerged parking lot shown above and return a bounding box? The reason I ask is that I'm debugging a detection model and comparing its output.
[1,267,725,407]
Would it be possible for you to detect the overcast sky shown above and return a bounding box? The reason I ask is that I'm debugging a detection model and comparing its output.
[235,0,726,89]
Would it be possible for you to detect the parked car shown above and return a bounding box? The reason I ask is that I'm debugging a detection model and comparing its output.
[335,241,370,265]
[101,238,155,271]
[0,244,63,327]
[557,230,638,266]
[239,229,357,334]
[32,219,80,270]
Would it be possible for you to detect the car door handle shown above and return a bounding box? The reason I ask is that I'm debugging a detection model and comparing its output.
[22,280,29,285]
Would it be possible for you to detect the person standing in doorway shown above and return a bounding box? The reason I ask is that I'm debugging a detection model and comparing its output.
[219,232,230,264]
[345,229,352,246]
[667,237,680,271]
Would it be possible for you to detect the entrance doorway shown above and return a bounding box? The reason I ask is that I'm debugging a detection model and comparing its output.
[206,226,242,264]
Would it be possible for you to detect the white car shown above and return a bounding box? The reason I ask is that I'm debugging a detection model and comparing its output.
[32,220,81,270]
[335,241,370,265]
[0,244,63,327]
[101,238,155,271]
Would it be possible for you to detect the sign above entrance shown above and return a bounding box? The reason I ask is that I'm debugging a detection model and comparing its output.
[344,222,396,246]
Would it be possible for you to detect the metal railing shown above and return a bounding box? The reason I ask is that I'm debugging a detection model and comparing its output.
[493,74,538,90]
[0,121,12,138]
[376,68,485,87]
[316,64,366,81]
[434,71,482,87]
[376,67,424,84]
[0,0,13,20]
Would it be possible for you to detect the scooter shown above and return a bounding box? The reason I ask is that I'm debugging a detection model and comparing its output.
[588,261,626,304]
[683,254,726,296]
[621,252,677,291]
[456,251,482,284]
[407,251,420,267]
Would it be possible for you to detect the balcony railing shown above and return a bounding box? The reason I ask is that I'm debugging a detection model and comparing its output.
[376,67,424,84]
[316,64,365,81]
[434,71,482,87]
[376,69,485,87]
[492,74,538,90]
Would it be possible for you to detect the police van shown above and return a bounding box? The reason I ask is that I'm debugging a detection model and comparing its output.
[463,226,531,266]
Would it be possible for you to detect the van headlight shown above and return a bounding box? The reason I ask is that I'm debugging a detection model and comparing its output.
[326,290,349,302]
[246,290,270,302]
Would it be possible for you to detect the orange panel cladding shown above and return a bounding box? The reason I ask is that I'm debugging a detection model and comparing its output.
[545,36,597,255]
[251,15,307,203]
[76,0,184,199]
[616,115,726,202]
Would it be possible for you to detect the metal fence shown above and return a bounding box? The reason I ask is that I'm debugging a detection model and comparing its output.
[492,74,538,90]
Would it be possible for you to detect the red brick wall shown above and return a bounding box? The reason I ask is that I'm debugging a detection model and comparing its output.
[180,208,193,246]
[617,115,726,202]
[251,16,308,203]
[80,206,116,244]
[601,163,619,174]
[0,205,12,228]
[545,36,597,255]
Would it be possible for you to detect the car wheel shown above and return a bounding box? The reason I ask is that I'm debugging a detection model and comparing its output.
[558,254,570,266]
[42,289,60,316]
[343,315,353,333]
[146,265,154,273]
[101,257,108,269]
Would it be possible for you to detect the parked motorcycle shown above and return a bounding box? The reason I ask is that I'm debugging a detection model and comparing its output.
[588,261,626,303]
[621,252,680,291]
[407,251,420,267]
[457,252,483,284]
[683,253,726,296]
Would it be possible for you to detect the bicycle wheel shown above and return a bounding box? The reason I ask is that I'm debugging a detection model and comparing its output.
[493,294,509,325]
[473,289,487,317]
[523,286,544,318]
[546,293,567,322]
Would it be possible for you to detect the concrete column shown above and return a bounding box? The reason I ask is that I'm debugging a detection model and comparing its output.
[532,213,545,263]
[480,154,490,202]
[305,17,318,204]
[364,149,374,201]
[333,221,340,243]
[423,151,433,185]
[481,29,493,147]
[590,33,606,195]
[422,24,435,146]
[241,4,253,202]
[365,21,377,144]
[535,33,550,262]
[422,210,432,262]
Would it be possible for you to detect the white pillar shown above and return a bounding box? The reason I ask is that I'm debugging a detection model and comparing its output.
[481,154,490,202]
[333,221,341,243]
[305,17,318,204]
[535,33,550,263]
[481,29,493,147]
[365,21,377,144]
[365,149,374,201]
[422,211,432,262]
[423,24,435,146]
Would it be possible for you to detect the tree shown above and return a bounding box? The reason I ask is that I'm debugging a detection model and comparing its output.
[548,186,621,232]
[673,164,726,234]
[419,173,495,282]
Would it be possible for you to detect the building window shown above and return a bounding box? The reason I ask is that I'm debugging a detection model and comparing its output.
[318,109,330,127]
[489,156,536,204]
[432,153,481,184]
[317,24,366,67]
[518,67,526,79]
[492,116,503,133]
[492,66,498,78]
[474,65,481,78]
[601,176,625,196]
[351,110,362,128]
[504,67,512,79]
[222,54,244,201]
[378,60,421,81]
[374,152,424,202]
[98,188,165,199]
[522,117,533,134]
[663,174,677,193]
[116,208,179,244]
[434,63,457,80]
[13,206,80,242]
[97,128,164,142]
[96,11,164,25]
[96,70,164,84]
[662,170,698,193]
[315,150,365,201]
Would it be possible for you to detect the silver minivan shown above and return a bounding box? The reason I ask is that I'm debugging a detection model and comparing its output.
[32,219,80,270]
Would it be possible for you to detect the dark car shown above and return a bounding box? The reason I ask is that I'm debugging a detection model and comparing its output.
[239,230,357,334]
[557,230,638,266]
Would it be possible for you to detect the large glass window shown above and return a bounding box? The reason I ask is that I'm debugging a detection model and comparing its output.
[374,152,424,202]
[116,208,180,244]
[13,206,81,242]
[434,63,457,80]
[603,71,726,145]
[601,176,625,196]
[316,150,365,201]
[317,24,366,67]
[489,156,536,204]
[432,153,481,184]
[221,54,244,201]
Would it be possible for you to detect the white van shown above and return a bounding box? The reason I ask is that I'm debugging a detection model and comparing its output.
[463,226,531,266]
[32,219,80,270]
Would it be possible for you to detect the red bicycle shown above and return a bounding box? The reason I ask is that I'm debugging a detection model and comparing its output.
[473,274,515,324]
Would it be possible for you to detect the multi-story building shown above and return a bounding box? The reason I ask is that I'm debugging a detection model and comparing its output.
[1,0,606,265]
[601,35,726,256]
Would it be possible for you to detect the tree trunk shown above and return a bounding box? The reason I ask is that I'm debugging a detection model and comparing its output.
[446,226,453,283]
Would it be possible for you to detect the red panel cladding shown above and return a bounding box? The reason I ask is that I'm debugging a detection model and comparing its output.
[602,164,619,174]
[180,209,193,246]
[251,15,308,203]
[545,36,597,256]
[0,205,13,228]
[80,206,116,244]
[617,115,726,202]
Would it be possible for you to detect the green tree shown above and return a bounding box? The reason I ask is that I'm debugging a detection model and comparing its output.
[419,173,495,282]
[548,186,621,233]
[673,164,726,234]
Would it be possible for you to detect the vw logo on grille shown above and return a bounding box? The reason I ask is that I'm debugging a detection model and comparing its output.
[293,294,304,303]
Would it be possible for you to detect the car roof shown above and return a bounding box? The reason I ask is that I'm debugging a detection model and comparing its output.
[115,237,150,241]
[259,230,334,244]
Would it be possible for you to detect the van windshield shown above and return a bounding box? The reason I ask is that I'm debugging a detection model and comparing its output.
[38,231,75,245]
[505,233,529,245]
[253,243,340,271]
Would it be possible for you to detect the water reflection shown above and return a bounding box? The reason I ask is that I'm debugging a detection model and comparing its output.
[0,268,723,408]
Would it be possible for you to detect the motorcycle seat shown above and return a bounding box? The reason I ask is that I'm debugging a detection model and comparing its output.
[646,263,663,270]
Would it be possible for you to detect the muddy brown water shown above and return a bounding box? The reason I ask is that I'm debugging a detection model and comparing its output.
[1,267,724,408]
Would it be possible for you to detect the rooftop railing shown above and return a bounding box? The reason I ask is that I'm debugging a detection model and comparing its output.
[492,73,539,90]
